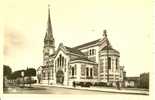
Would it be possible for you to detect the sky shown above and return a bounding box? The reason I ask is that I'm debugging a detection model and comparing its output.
[3,0,153,76]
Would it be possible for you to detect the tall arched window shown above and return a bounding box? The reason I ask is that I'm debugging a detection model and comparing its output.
[60,55,62,67]
[72,67,74,76]
[116,58,118,70]
[57,58,60,67]
[108,57,111,69]
[90,68,93,77]
[90,49,91,55]
[74,64,77,75]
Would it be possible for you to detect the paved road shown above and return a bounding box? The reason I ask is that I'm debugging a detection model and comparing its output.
[3,85,150,100]
[4,85,113,94]
[3,85,149,96]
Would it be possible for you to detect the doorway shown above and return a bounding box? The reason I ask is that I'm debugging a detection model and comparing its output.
[56,70,64,84]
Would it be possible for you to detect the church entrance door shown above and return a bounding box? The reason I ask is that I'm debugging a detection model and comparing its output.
[56,70,64,84]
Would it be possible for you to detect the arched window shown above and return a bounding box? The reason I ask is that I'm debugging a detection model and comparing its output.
[116,58,118,70]
[90,49,91,55]
[72,67,74,76]
[90,68,93,77]
[86,68,89,77]
[74,64,77,75]
[108,57,111,69]
[57,58,59,67]
[60,55,62,67]
[62,57,64,67]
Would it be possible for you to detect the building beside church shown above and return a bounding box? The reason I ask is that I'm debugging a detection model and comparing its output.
[37,6,124,86]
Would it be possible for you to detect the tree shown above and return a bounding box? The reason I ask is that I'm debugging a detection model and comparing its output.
[12,70,25,79]
[3,65,13,88]
[25,68,36,87]
[3,65,12,77]
[25,68,36,77]
[140,72,149,89]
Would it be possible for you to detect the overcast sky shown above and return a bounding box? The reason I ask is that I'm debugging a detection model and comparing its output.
[3,0,153,76]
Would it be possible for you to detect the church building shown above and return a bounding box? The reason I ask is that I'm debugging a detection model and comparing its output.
[37,6,124,86]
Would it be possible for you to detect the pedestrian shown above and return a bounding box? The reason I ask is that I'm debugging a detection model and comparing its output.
[116,81,120,90]
[73,81,76,88]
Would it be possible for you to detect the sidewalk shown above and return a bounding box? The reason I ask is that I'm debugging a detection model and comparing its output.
[34,84,149,95]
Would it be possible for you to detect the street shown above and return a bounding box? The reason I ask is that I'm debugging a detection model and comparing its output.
[3,84,149,95]
[3,84,151,100]
[4,85,113,94]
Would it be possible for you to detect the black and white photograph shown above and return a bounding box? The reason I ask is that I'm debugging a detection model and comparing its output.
[2,0,154,100]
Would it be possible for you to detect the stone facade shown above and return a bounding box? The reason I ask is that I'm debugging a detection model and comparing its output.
[37,6,124,86]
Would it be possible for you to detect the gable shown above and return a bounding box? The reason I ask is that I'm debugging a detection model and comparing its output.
[54,44,68,60]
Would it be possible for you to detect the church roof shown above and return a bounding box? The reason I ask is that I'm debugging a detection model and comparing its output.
[71,57,94,62]
[70,57,97,64]
[64,46,85,56]
[73,39,100,49]
[101,46,119,53]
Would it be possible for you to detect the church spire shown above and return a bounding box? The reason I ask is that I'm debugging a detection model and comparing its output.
[47,5,52,34]
[44,5,54,42]
[43,5,55,66]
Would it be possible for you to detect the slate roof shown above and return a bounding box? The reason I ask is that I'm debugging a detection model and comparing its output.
[73,39,100,49]
[101,46,119,53]
[64,46,85,56]
[70,57,97,64]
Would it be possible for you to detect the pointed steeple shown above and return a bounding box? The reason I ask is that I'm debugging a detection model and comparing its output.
[43,5,55,65]
[47,5,52,34]
[44,5,54,42]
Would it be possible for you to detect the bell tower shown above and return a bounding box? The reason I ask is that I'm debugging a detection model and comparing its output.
[43,5,55,65]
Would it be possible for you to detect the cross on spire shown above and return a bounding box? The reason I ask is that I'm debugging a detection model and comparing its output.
[103,29,107,37]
